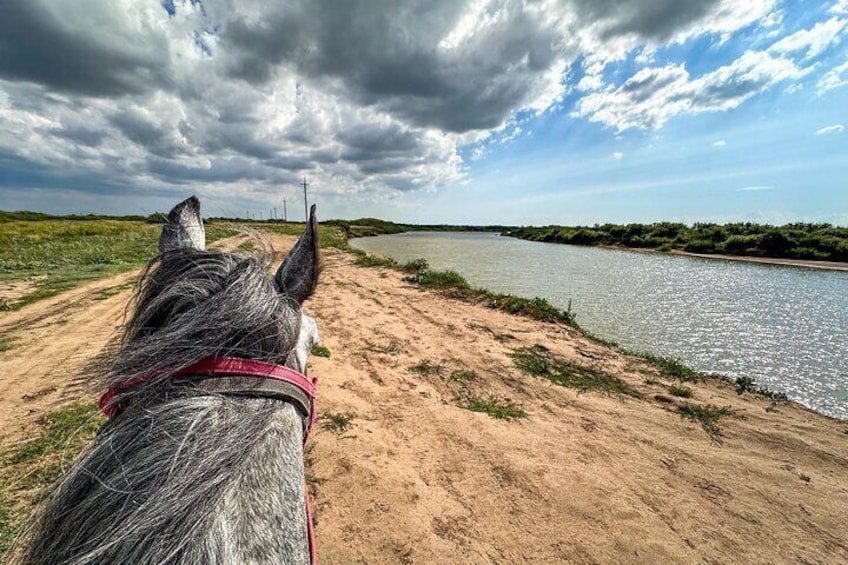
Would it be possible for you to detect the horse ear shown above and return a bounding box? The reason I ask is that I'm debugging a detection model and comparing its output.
[275,204,320,304]
[159,196,206,253]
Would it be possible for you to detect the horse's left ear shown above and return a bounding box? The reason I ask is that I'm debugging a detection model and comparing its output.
[159,196,206,253]
[275,204,320,304]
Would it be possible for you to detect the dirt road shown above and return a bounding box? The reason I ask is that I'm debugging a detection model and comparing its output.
[1,231,846,563]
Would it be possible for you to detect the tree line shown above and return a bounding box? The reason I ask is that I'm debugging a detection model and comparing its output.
[503,222,848,262]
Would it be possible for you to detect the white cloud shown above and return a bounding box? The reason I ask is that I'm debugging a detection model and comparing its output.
[0,0,831,212]
[737,185,775,191]
[713,140,727,147]
[768,17,847,59]
[818,58,848,92]
[612,152,623,160]
[831,0,848,15]
[816,124,845,135]
[575,51,806,131]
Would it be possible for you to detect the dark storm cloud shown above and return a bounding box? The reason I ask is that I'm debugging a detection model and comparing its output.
[0,0,791,210]
[0,1,165,96]
[219,0,562,132]
[568,0,721,41]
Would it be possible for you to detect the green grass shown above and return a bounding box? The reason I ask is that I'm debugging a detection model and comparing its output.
[354,254,398,268]
[668,384,694,398]
[353,252,578,327]
[400,258,429,274]
[409,359,443,376]
[405,269,471,290]
[0,219,238,310]
[234,239,257,254]
[511,345,637,397]
[311,344,331,358]
[6,404,103,465]
[449,370,478,383]
[253,222,349,250]
[482,294,576,325]
[319,411,356,434]
[464,394,527,420]
[677,403,734,443]
[0,337,16,353]
[363,340,403,355]
[0,403,103,559]
[632,351,707,382]
[734,376,789,401]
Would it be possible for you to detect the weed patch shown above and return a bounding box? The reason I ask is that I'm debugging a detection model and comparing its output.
[668,384,694,398]
[449,370,478,383]
[354,254,398,269]
[678,403,734,443]
[319,411,356,434]
[511,345,637,397]
[0,337,16,353]
[405,269,470,290]
[400,258,429,274]
[409,359,443,376]
[363,340,403,355]
[464,394,527,420]
[734,376,788,401]
[632,351,706,382]
[311,345,331,358]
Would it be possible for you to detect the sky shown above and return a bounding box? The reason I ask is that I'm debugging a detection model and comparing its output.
[0,0,846,225]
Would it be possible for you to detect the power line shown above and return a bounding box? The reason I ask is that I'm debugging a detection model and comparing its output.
[302,177,309,222]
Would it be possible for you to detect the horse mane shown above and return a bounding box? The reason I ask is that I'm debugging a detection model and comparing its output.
[20,249,312,564]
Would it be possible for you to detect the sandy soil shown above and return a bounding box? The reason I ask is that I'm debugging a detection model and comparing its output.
[1,231,847,564]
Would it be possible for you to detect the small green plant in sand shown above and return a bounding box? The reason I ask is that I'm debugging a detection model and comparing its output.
[449,370,478,383]
[363,340,404,355]
[311,345,331,358]
[511,345,637,397]
[464,394,527,420]
[734,376,788,401]
[354,254,398,269]
[400,258,429,274]
[406,269,471,290]
[677,403,734,443]
[409,359,443,376]
[0,337,16,353]
[319,411,356,434]
[633,351,706,382]
[668,384,694,398]
[234,239,257,254]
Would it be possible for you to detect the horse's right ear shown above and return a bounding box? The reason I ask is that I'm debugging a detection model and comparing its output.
[159,196,206,253]
[275,204,320,304]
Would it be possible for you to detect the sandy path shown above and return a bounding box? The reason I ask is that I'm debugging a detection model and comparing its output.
[2,231,847,563]
[0,234,247,444]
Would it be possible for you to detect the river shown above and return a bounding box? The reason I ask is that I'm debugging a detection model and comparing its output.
[350,231,848,420]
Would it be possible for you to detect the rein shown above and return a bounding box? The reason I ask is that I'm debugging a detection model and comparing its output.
[98,356,319,563]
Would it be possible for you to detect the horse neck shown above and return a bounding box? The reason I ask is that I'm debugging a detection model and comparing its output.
[23,397,310,565]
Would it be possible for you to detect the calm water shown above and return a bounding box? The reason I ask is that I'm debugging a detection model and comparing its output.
[351,232,848,419]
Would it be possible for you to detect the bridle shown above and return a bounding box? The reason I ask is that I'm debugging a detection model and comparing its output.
[98,356,319,564]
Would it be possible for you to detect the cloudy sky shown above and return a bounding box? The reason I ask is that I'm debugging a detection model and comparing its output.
[1,0,846,224]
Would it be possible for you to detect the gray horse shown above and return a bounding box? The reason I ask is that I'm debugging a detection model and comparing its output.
[22,196,321,564]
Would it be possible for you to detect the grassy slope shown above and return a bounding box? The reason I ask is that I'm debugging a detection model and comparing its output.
[0,219,239,311]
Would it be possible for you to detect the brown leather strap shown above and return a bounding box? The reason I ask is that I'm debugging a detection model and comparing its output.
[176,375,313,430]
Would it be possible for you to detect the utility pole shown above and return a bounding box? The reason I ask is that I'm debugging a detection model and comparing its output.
[283,199,287,222]
[273,207,277,221]
[302,177,309,222]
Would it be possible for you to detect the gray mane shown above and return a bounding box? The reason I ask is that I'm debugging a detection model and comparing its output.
[21,199,319,565]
